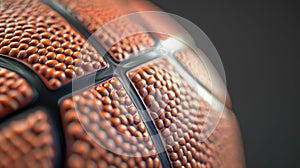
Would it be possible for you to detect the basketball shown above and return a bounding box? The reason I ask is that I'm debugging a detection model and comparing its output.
[0,0,245,167]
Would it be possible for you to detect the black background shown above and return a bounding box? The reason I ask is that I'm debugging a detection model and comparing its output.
[153,1,299,168]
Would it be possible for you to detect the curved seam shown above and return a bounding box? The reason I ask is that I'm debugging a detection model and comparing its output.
[41,0,172,167]
[0,56,65,168]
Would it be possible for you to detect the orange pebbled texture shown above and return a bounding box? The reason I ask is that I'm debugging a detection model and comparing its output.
[0,110,55,168]
[0,67,33,119]
[0,0,107,89]
[60,78,162,168]
[0,0,245,167]
[129,59,224,168]
[58,0,156,62]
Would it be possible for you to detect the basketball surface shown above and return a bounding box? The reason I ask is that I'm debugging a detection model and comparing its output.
[0,0,245,167]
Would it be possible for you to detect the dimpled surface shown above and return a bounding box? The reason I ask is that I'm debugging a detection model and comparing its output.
[58,0,156,62]
[0,0,107,89]
[0,0,244,167]
[129,59,222,168]
[0,110,54,168]
[60,78,162,168]
[0,67,33,119]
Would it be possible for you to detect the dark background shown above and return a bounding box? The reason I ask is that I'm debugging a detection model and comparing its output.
[153,1,299,168]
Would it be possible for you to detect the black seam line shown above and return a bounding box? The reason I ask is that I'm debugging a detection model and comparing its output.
[42,0,172,167]
[118,73,172,168]
[43,0,223,106]
[0,56,65,168]
[57,70,114,105]
[116,51,172,168]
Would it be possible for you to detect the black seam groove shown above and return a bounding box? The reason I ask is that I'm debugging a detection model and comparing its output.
[0,55,65,168]
[118,77,171,168]
[42,0,172,167]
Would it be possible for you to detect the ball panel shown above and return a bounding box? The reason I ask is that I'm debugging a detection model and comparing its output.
[57,0,156,62]
[0,0,245,167]
[0,67,33,119]
[0,110,54,168]
[0,0,107,90]
[129,59,219,168]
[60,78,162,168]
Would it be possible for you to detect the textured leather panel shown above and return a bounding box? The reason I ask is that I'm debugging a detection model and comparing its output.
[57,0,155,62]
[0,0,244,167]
[60,78,161,168]
[0,0,107,89]
[0,110,54,168]
[129,59,243,168]
[0,67,33,119]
